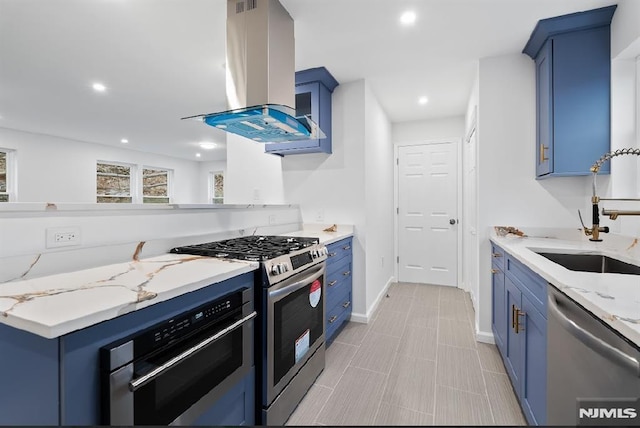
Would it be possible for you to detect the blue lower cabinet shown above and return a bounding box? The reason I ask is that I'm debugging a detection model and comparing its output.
[491,242,547,425]
[0,324,59,425]
[521,295,547,425]
[192,368,255,426]
[324,237,353,344]
[491,266,507,356]
[504,276,523,397]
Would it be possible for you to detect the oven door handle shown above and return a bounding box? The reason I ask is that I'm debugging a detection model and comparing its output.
[268,263,325,299]
[128,311,257,392]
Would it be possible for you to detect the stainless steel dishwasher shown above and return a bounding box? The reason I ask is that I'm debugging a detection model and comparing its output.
[547,285,640,426]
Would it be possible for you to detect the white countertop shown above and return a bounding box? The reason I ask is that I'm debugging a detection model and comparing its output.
[282,224,354,246]
[490,228,640,347]
[0,254,258,339]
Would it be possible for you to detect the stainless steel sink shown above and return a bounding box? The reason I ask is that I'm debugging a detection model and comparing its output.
[536,252,640,275]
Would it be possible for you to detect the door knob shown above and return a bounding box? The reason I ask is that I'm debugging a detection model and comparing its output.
[449,218,456,225]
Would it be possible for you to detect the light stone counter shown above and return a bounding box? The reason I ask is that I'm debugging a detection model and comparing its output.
[0,253,258,339]
[490,227,640,347]
[282,224,354,246]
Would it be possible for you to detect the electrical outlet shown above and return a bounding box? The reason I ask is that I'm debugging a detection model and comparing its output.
[315,209,324,222]
[268,214,277,225]
[46,226,81,248]
[381,256,385,267]
[253,188,261,202]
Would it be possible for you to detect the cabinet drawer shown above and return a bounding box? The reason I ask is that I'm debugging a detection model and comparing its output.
[327,257,352,285]
[326,291,352,341]
[326,238,353,266]
[491,243,505,271]
[505,254,547,314]
[326,274,351,311]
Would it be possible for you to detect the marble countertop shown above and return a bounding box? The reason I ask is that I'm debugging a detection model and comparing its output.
[490,228,640,347]
[0,254,258,339]
[282,224,354,246]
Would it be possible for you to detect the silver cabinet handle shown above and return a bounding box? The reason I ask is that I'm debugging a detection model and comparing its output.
[343,245,351,250]
[328,280,337,287]
[128,311,257,392]
[342,270,351,276]
[328,252,337,257]
[269,264,325,299]
[547,294,639,377]
[342,301,351,309]
[329,315,338,323]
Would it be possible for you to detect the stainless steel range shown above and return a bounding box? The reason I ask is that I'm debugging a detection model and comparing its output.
[171,236,328,425]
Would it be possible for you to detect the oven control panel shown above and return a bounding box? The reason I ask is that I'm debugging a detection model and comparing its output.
[132,290,244,358]
[265,244,327,284]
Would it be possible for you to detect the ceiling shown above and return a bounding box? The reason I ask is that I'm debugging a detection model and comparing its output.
[0,0,616,161]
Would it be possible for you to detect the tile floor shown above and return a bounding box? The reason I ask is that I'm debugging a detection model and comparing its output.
[287,282,527,426]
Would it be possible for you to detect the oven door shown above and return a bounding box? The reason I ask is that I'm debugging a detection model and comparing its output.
[107,304,256,426]
[267,262,325,404]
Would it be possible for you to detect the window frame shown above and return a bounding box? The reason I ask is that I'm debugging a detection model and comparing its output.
[141,166,173,204]
[209,171,224,204]
[96,160,136,204]
[0,148,17,202]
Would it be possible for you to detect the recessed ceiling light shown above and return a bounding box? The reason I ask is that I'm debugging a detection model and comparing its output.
[400,11,417,26]
[196,153,201,158]
[92,82,107,93]
[120,138,129,144]
[199,142,217,150]
[418,96,429,105]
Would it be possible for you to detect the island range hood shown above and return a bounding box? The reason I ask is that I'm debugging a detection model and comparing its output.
[183,0,325,143]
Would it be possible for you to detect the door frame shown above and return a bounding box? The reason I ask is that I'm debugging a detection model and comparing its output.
[393,139,463,286]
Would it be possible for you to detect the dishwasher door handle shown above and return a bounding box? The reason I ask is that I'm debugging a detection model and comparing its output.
[548,294,640,377]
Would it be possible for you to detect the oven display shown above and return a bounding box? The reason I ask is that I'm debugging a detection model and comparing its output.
[290,251,313,270]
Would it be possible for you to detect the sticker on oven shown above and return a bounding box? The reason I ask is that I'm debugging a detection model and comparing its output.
[309,279,322,308]
[295,329,310,364]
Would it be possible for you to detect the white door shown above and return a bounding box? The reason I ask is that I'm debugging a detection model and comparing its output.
[398,143,458,286]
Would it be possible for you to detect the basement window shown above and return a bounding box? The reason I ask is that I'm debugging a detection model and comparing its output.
[211,171,224,204]
[142,167,171,204]
[96,162,133,203]
[0,149,15,202]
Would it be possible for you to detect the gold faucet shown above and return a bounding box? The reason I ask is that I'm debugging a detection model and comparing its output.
[582,148,640,241]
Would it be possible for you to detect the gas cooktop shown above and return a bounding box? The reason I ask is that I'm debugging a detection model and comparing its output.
[170,235,320,262]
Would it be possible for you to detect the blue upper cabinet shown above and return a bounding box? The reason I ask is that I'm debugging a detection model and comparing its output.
[523,6,616,178]
[264,67,339,156]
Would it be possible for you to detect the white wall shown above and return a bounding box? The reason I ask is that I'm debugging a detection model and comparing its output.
[392,115,465,143]
[282,80,367,317]
[611,0,640,58]
[281,79,394,320]
[225,134,285,204]
[0,127,201,203]
[363,82,395,311]
[475,54,594,337]
[0,205,302,281]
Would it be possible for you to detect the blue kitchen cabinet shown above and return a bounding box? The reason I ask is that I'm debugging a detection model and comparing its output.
[491,243,547,425]
[0,324,59,425]
[520,294,547,426]
[192,368,255,426]
[265,67,339,156]
[491,243,507,356]
[325,237,353,344]
[523,6,616,178]
[504,276,523,396]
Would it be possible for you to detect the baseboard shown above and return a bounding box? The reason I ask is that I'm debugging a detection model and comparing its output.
[476,329,495,344]
[349,312,368,323]
[349,276,395,324]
